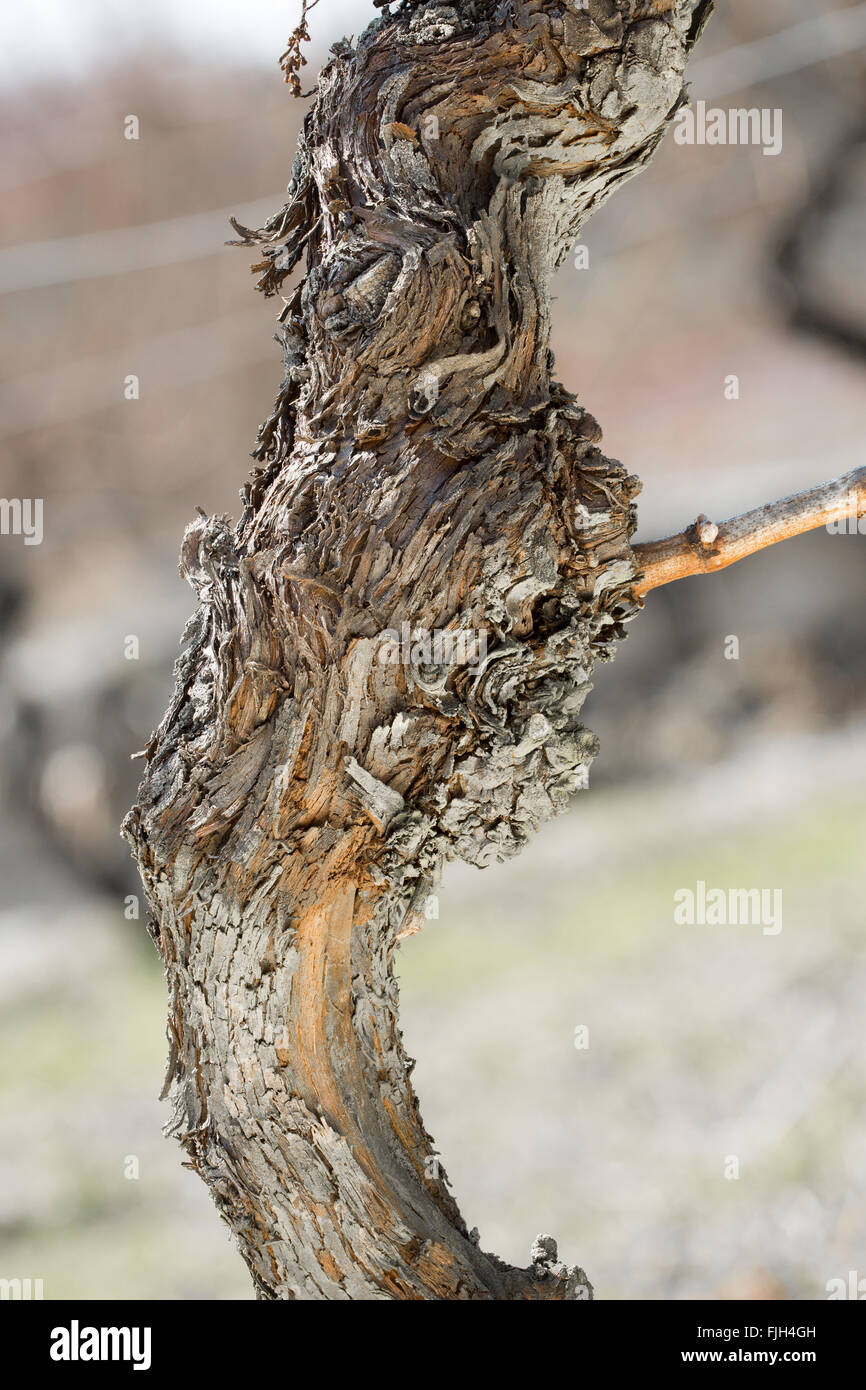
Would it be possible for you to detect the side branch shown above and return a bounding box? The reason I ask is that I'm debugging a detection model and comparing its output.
[632,466,866,598]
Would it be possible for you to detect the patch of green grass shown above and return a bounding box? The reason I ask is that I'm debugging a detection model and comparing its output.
[0,940,166,1092]
[399,789,866,995]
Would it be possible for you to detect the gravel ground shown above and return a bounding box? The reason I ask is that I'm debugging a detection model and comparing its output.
[1,724,863,1300]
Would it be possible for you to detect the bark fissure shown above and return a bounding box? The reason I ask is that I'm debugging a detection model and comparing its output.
[125,0,710,1300]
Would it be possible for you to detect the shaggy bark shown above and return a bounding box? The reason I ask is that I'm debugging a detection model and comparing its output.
[124,0,712,1300]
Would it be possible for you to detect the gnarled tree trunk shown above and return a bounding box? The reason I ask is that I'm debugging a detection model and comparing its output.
[124,0,712,1299]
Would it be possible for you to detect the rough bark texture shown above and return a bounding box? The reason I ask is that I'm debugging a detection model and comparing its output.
[124,0,709,1300]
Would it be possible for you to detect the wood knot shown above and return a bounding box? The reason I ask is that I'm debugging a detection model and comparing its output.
[694,514,719,547]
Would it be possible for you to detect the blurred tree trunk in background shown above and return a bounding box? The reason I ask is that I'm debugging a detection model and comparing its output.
[124,1,711,1300]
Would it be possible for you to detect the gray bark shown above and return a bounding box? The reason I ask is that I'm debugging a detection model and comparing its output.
[124,0,710,1300]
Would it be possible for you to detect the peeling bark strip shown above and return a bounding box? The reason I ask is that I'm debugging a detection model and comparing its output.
[124,1,710,1300]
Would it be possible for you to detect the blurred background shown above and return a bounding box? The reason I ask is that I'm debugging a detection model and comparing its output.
[1,0,865,1300]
